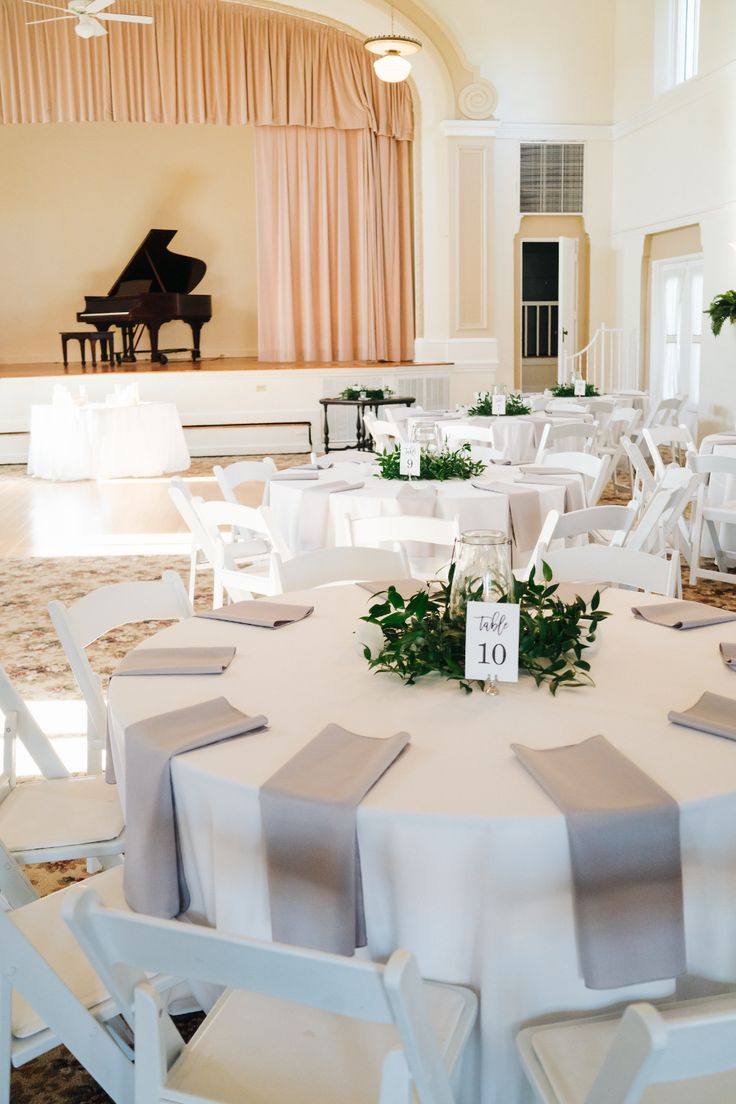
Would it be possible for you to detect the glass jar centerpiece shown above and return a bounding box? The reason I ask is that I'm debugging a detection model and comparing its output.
[410,419,443,454]
[449,530,513,616]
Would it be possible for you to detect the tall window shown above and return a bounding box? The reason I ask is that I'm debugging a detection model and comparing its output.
[673,0,700,83]
[650,255,703,416]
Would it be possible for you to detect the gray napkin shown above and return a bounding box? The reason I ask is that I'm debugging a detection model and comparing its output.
[294,458,333,471]
[270,470,320,481]
[113,647,235,677]
[632,600,736,630]
[123,697,268,918]
[260,723,410,956]
[668,691,736,740]
[197,601,313,628]
[513,736,685,990]
[720,643,736,670]
[472,481,543,552]
[357,579,427,600]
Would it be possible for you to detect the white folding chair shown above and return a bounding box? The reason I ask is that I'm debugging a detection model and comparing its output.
[272,547,409,592]
[534,421,599,464]
[528,505,638,576]
[517,992,736,1104]
[189,498,285,606]
[441,424,497,447]
[366,415,402,452]
[639,394,687,434]
[689,454,736,585]
[542,545,680,597]
[64,885,478,1104]
[346,514,460,581]
[0,857,134,1104]
[539,452,612,507]
[48,572,192,773]
[642,425,696,480]
[598,408,641,491]
[0,666,124,869]
[621,436,657,504]
[213,457,278,507]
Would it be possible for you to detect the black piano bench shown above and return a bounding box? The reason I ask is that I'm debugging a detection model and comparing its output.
[60,331,116,373]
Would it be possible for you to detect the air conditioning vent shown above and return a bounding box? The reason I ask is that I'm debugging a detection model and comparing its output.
[520,143,584,214]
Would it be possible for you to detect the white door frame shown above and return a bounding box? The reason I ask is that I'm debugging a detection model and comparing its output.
[649,251,704,428]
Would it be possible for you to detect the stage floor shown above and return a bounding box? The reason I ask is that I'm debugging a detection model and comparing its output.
[0,357,449,379]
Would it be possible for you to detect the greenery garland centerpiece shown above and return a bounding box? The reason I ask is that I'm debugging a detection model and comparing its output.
[339,385,395,401]
[361,563,609,695]
[375,443,486,482]
[551,382,599,398]
[704,291,736,337]
[467,391,531,416]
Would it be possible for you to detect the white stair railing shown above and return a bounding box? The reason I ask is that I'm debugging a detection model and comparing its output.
[563,324,640,393]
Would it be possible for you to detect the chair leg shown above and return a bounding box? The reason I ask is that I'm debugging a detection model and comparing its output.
[188,548,197,605]
[0,978,12,1104]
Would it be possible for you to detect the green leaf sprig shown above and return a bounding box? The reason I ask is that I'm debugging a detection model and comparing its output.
[704,291,736,337]
[339,386,394,401]
[467,391,532,416]
[551,382,599,398]
[361,562,609,695]
[374,444,486,482]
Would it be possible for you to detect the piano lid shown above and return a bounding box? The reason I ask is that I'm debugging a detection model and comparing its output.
[108,229,207,297]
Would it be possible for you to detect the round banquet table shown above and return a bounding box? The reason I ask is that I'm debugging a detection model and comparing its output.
[398,412,594,465]
[27,401,190,480]
[108,586,736,1104]
[268,462,570,564]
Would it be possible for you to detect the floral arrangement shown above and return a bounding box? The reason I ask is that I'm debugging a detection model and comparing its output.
[467,391,531,416]
[551,382,599,398]
[361,563,608,695]
[375,444,486,482]
[340,386,395,401]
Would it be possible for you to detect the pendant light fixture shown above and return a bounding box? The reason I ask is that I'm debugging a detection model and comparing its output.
[364,5,421,84]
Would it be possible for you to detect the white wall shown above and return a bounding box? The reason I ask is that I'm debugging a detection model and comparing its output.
[610,0,736,435]
[0,122,259,363]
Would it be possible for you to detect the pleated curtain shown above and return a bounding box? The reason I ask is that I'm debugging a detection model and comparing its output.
[0,0,415,361]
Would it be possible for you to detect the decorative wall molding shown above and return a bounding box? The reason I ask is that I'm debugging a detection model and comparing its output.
[494,122,614,141]
[457,81,498,120]
[414,337,499,365]
[454,145,489,332]
[441,119,499,138]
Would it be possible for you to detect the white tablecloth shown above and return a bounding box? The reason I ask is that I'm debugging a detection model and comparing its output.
[107,585,736,1104]
[269,463,568,562]
[27,401,190,480]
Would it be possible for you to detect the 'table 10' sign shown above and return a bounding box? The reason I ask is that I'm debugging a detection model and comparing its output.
[464,600,520,682]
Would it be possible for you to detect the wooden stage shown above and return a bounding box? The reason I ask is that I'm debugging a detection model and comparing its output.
[0,357,448,379]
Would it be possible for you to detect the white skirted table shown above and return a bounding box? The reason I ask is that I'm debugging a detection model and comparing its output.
[27,401,191,480]
[398,412,593,465]
[108,586,736,1104]
[268,462,575,563]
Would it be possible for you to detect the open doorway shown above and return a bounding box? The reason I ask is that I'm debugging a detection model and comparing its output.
[520,241,558,391]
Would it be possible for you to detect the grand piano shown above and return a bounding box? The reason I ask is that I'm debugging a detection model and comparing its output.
[77,229,212,367]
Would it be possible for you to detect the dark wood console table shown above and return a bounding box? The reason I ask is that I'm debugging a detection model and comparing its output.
[319,396,416,453]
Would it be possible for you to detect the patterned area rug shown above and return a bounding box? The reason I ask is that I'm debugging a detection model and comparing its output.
[4,454,736,1100]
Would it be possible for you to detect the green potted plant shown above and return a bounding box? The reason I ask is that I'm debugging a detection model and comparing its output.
[704,291,736,337]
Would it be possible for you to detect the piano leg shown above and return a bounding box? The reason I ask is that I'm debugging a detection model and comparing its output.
[147,323,165,366]
[189,322,203,367]
[119,324,137,363]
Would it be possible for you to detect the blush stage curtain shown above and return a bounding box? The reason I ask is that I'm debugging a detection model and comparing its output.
[255,127,414,363]
[1,0,415,362]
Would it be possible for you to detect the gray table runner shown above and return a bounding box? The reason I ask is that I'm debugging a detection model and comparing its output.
[632,600,736,630]
[512,735,685,990]
[519,470,587,513]
[296,480,366,551]
[197,601,313,628]
[260,723,410,956]
[123,697,268,918]
[472,481,543,552]
[113,646,235,677]
[669,691,736,741]
[270,470,320,481]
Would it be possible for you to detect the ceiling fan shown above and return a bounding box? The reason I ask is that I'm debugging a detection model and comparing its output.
[24,0,153,39]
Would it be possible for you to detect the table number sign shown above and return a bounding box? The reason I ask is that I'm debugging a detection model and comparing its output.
[573,378,586,397]
[491,393,507,416]
[464,600,520,682]
[399,442,421,477]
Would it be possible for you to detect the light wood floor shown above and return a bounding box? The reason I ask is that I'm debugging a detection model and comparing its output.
[0,470,261,558]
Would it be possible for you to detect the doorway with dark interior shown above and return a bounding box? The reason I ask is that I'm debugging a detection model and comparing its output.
[521,240,558,392]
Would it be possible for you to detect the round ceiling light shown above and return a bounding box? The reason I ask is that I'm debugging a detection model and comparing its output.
[364,34,421,84]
